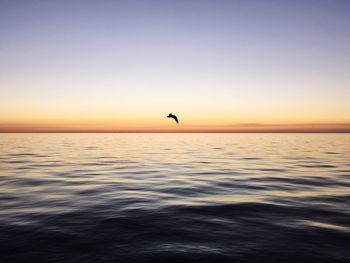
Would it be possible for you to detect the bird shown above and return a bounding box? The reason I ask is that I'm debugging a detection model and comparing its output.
[167,113,179,124]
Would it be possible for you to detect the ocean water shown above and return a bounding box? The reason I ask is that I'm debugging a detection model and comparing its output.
[0,133,350,262]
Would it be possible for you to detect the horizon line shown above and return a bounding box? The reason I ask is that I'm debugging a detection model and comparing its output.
[1,131,350,134]
[1,123,350,133]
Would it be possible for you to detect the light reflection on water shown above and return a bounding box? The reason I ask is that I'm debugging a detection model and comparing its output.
[0,133,350,262]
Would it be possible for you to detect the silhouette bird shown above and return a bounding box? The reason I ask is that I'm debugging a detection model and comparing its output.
[167,113,179,124]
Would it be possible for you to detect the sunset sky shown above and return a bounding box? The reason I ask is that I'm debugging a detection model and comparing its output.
[1,0,350,132]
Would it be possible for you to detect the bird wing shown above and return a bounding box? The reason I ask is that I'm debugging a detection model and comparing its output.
[173,115,179,123]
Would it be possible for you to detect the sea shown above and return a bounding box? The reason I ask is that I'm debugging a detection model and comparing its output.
[0,133,349,262]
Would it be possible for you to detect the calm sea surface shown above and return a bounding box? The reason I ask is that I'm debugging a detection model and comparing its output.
[1,133,350,262]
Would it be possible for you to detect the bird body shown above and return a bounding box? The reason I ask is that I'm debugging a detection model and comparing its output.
[167,113,179,123]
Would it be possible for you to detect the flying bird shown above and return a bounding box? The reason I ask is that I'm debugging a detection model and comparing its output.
[167,113,179,124]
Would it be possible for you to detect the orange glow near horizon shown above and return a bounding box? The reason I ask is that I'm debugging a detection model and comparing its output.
[1,102,350,132]
[2,100,350,132]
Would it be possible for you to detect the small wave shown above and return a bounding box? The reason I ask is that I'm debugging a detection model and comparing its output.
[240,157,262,160]
[300,220,350,233]
[298,164,337,168]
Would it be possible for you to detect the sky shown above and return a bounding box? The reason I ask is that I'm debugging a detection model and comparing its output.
[1,0,350,132]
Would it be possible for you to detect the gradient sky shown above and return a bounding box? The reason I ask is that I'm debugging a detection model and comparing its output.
[1,0,350,132]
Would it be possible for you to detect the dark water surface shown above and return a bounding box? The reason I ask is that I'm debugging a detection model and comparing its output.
[1,133,350,262]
